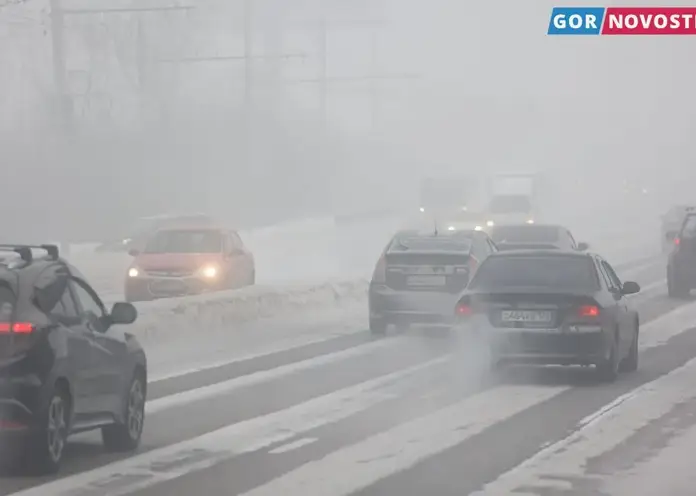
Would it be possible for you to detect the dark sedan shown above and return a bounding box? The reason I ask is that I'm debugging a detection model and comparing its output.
[454,250,640,382]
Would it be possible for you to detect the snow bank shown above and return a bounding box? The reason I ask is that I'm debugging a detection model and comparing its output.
[128,278,369,343]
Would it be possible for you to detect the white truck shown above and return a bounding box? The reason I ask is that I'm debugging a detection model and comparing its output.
[484,173,539,227]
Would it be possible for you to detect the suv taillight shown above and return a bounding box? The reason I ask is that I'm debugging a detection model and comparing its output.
[0,322,34,333]
[456,303,472,316]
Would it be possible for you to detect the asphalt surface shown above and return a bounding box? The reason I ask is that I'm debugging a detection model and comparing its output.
[4,252,696,495]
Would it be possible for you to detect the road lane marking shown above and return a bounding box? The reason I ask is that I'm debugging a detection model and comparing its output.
[472,354,696,494]
[237,384,568,496]
[269,437,318,454]
[146,338,398,415]
[7,357,450,496]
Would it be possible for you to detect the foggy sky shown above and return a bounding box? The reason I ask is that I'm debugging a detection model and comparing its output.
[1,0,694,241]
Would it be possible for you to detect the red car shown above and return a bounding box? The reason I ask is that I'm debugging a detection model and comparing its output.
[124,226,255,302]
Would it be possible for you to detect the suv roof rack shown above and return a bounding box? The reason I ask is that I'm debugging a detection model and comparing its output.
[0,244,59,263]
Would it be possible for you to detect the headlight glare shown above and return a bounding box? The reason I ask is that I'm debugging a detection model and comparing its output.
[200,265,218,278]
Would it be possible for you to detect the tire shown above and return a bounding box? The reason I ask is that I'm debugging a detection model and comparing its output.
[102,372,146,452]
[667,269,690,298]
[24,383,70,475]
[620,324,639,373]
[370,317,387,336]
[596,333,620,383]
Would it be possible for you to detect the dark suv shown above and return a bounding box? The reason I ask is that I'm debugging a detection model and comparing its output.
[0,245,146,474]
[667,213,696,297]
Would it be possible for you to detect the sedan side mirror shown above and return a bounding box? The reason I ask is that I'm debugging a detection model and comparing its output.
[128,248,140,257]
[577,242,589,251]
[621,281,641,295]
[665,230,678,241]
[110,302,138,325]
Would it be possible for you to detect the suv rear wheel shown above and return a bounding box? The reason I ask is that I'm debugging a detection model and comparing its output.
[667,269,690,298]
[24,384,70,474]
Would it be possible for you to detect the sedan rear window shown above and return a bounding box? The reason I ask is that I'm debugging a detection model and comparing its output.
[490,226,559,244]
[389,236,472,253]
[469,255,599,291]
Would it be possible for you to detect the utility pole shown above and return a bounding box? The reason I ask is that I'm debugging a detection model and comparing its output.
[49,0,71,131]
[291,15,417,133]
[51,3,195,129]
[243,0,254,116]
[317,5,328,129]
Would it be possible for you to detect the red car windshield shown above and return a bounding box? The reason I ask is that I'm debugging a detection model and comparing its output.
[144,230,223,254]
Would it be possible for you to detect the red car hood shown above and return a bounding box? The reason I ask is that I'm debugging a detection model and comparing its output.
[134,253,222,271]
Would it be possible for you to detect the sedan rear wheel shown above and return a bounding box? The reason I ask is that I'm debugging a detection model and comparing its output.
[619,325,639,373]
[596,334,620,383]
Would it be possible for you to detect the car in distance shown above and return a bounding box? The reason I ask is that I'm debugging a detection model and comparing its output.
[454,249,640,382]
[667,211,696,297]
[125,226,255,302]
[488,224,588,251]
[96,212,217,253]
[661,205,693,252]
[0,244,145,474]
[369,229,497,335]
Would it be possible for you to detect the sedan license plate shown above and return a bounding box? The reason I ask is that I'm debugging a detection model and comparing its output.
[407,275,446,286]
[501,310,552,323]
[150,279,186,294]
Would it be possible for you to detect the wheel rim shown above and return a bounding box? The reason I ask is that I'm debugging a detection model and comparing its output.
[127,379,145,439]
[610,339,619,373]
[47,395,67,463]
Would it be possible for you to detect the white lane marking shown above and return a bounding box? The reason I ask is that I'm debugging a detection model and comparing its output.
[149,332,369,383]
[626,279,664,299]
[603,414,696,495]
[617,256,662,276]
[146,338,397,415]
[8,357,450,496]
[238,385,568,496]
[639,298,696,349]
[239,298,696,496]
[268,437,318,454]
[472,355,696,495]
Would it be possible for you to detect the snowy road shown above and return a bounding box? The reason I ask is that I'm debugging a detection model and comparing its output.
[4,251,696,495]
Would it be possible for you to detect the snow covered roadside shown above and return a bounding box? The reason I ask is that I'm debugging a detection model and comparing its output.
[129,279,369,344]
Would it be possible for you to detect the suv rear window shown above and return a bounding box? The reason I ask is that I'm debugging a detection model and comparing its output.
[389,236,472,253]
[144,229,223,254]
[469,255,599,291]
[0,284,15,320]
[682,215,696,239]
[490,226,559,244]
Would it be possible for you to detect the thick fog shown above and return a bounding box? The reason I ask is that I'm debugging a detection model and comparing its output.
[2,0,695,242]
